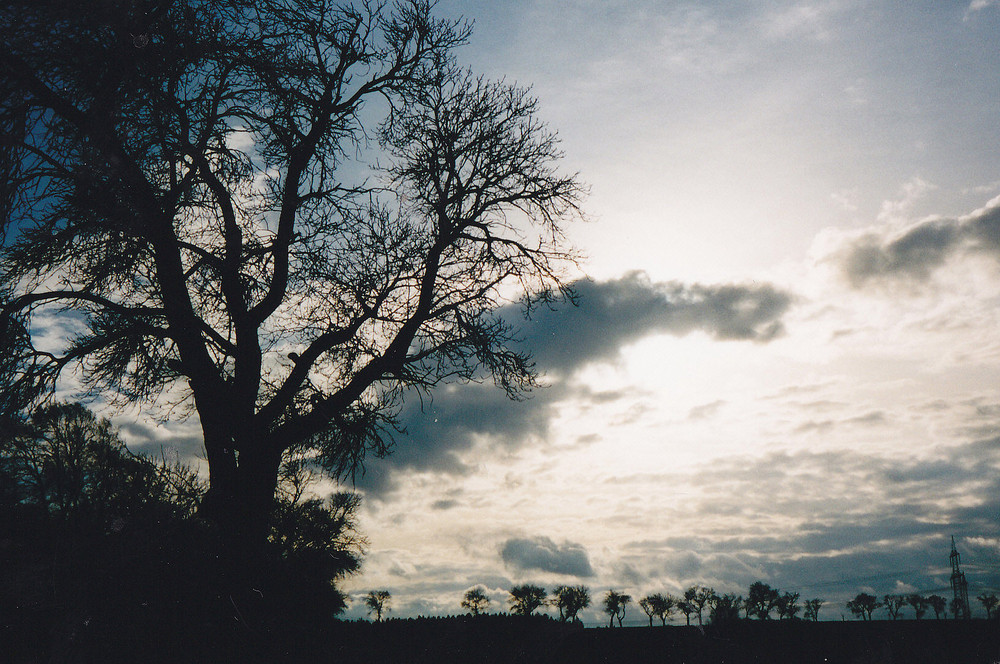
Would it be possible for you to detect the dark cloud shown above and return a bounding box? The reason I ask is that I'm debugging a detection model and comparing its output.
[500,536,595,577]
[356,271,794,498]
[836,203,1000,287]
[515,272,793,373]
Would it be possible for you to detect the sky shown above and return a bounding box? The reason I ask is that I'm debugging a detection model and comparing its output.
[119,0,1000,624]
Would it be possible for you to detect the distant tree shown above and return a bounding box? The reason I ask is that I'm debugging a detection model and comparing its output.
[883,594,906,620]
[927,594,948,619]
[906,594,928,619]
[365,590,391,622]
[775,592,801,620]
[639,596,657,627]
[746,581,780,620]
[708,592,742,626]
[684,586,714,626]
[508,584,547,616]
[977,593,999,619]
[640,593,675,626]
[803,598,824,622]
[846,593,881,621]
[462,587,490,615]
[677,599,695,626]
[553,585,591,623]
[603,589,631,627]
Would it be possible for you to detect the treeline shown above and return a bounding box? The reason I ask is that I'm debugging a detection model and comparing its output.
[846,591,999,620]
[1,402,365,662]
[364,581,824,626]
[373,582,1000,626]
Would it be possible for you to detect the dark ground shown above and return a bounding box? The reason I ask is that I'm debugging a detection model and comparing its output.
[9,611,998,664]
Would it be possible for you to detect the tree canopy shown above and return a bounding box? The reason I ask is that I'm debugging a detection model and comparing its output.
[0,0,583,568]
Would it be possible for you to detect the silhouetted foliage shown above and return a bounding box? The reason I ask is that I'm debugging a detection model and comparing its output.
[884,594,906,620]
[509,584,547,616]
[907,594,928,619]
[552,585,591,623]
[602,590,631,628]
[678,599,695,625]
[462,587,490,616]
[775,591,801,620]
[684,585,714,626]
[708,592,742,626]
[1,401,365,661]
[847,593,881,621]
[366,590,392,622]
[746,581,780,620]
[0,0,584,619]
[927,594,948,619]
[638,592,675,626]
[977,593,998,619]
[803,598,824,622]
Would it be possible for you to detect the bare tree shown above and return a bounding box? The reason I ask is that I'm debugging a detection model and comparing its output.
[677,599,695,626]
[684,586,714,626]
[462,587,490,616]
[365,590,391,622]
[883,594,905,620]
[508,584,547,616]
[0,0,583,609]
[552,585,590,623]
[803,598,824,622]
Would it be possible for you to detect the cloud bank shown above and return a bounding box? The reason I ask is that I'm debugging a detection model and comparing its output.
[355,272,793,497]
[500,536,595,577]
[834,200,1000,287]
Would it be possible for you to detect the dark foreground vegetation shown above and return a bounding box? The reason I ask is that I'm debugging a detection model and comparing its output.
[6,610,1000,663]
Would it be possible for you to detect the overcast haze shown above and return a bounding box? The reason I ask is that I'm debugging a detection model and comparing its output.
[115,0,1000,624]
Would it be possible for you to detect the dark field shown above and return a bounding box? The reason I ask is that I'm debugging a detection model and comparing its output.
[7,612,999,663]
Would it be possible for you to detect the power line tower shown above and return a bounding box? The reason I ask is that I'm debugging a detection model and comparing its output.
[950,535,971,619]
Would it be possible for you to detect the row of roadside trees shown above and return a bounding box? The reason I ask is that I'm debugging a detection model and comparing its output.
[370,585,1000,625]
[846,592,999,620]
[365,582,822,625]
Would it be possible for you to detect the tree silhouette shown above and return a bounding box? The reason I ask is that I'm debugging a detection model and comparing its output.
[639,593,675,626]
[746,581,779,620]
[552,585,590,623]
[906,594,928,619]
[2,400,365,654]
[1,402,202,523]
[366,590,392,622]
[950,597,965,619]
[883,594,905,620]
[603,589,631,627]
[708,593,742,626]
[684,585,714,626]
[462,587,490,616]
[803,598,824,622]
[0,0,583,609]
[775,591,800,620]
[508,584,547,616]
[927,594,948,619]
[846,593,881,621]
[977,593,999,619]
[677,599,695,626]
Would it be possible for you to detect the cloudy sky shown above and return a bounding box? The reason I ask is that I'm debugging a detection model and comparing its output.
[127,0,1000,623]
